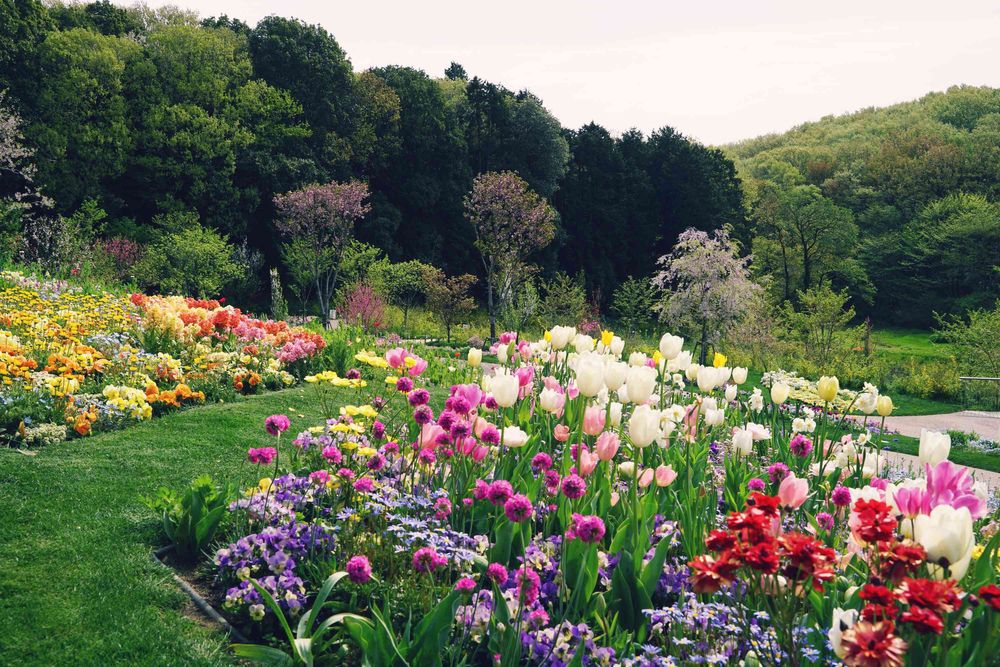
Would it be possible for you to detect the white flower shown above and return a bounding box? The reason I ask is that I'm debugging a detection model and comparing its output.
[732,367,748,385]
[628,404,661,448]
[502,425,529,448]
[913,505,975,580]
[625,365,657,404]
[918,429,951,466]
[573,334,595,354]
[539,388,564,414]
[603,359,628,391]
[704,408,725,426]
[575,353,605,397]
[490,371,519,408]
[549,325,576,350]
[608,401,623,427]
[725,384,737,402]
[628,351,648,367]
[770,382,790,405]
[658,333,684,360]
[732,428,753,456]
[749,388,764,412]
[828,608,858,659]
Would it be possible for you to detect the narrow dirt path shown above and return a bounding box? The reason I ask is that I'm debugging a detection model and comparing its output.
[882,411,1000,440]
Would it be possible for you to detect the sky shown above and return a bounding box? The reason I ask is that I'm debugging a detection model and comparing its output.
[116,0,1000,144]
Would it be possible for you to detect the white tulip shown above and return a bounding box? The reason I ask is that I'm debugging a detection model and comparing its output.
[658,333,684,360]
[670,350,693,372]
[628,404,662,447]
[618,461,636,478]
[717,367,732,385]
[701,397,718,414]
[732,428,753,456]
[685,363,701,382]
[749,388,764,412]
[616,384,630,403]
[575,353,605,397]
[467,348,482,367]
[549,325,575,350]
[828,608,858,659]
[604,360,628,391]
[608,401,623,427]
[704,408,725,426]
[918,429,951,466]
[770,382,790,405]
[610,336,625,357]
[628,351,648,367]
[573,334,595,354]
[625,365,658,404]
[490,371,519,408]
[732,367,748,385]
[696,366,719,393]
[725,384,738,402]
[913,505,975,580]
[502,425,529,448]
[496,343,509,364]
[539,388,564,414]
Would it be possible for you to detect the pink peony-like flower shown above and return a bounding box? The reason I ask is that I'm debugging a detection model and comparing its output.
[247,447,277,465]
[346,555,372,584]
[264,414,290,436]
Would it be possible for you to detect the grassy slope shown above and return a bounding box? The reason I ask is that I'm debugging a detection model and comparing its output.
[0,388,327,667]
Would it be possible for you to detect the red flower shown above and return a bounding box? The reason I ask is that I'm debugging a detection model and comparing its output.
[879,541,926,584]
[746,492,781,516]
[900,606,944,635]
[742,541,780,574]
[852,499,898,544]
[705,529,736,552]
[689,552,740,593]
[778,532,837,591]
[839,620,907,667]
[896,578,960,616]
[980,584,1000,612]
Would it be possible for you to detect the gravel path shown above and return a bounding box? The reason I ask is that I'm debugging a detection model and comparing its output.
[881,449,1000,492]
[882,411,1000,440]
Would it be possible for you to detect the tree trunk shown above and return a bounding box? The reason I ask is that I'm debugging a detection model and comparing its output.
[699,321,709,366]
[487,278,496,342]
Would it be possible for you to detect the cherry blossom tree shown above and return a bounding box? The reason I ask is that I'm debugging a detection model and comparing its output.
[274,180,370,325]
[465,171,556,340]
[652,228,762,364]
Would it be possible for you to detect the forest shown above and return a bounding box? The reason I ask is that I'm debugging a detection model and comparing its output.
[2,0,999,327]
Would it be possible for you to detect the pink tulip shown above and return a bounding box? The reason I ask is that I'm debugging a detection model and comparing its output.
[683,404,699,442]
[638,468,655,488]
[610,491,620,506]
[407,356,428,377]
[517,340,532,361]
[420,424,446,449]
[554,424,571,442]
[594,431,620,461]
[777,473,808,509]
[583,406,606,436]
[655,464,677,487]
[385,347,408,369]
[454,383,483,410]
[924,460,987,519]
[892,486,930,519]
[578,449,599,476]
[567,383,579,400]
[543,376,563,392]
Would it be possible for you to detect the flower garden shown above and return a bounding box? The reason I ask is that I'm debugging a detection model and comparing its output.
[0,271,325,446]
[127,325,1000,666]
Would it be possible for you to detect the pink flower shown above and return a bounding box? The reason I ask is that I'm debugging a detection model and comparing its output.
[924,460,987,519]
[561,474,587,499]
[777,473,808,509]
[247,447,277,465]
[504,494,533,522]
[455,577,477,592]
[655,464,677,487]
[346,555,372,584]
[638,468,655,488]
[412,547,447,573]
[516,366,535,388]
[553,424,571,442]
[264,414,290,436]
[385,347,408,369]
[594,431,620,461]
[578,448,599,476]
[582,406,606,436]
[453,383,483,411]
[892,486,930,519]
[407,355,428,377]
[309,469,331,485]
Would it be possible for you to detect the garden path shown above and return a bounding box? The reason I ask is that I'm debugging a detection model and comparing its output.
[883,411,1000,440]
[882,448,1000,491]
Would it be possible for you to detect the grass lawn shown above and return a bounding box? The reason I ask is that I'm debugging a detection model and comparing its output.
[872,327,953,361]
[0,388,330,667]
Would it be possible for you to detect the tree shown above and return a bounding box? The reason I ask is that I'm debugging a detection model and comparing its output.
[273,180,370,325]
[444,62,467,80]
[423,268,477,343]
[539,272,587,326]
[372,260,432,331]
[465,170,556,340]
[652,228,762,364]
[611,276,656,334]
[783,282,857,369]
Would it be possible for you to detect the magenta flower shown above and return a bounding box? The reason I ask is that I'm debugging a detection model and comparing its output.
[353,477,375,493]
[486,562,508,585]
[561,474,587,499]
[790,434,813,457]
[487,480,514,506]
[816,512,835,531]
[308,469,331,485]
[531,452,553,471]
[346,555,372,584]
[924,460,987,519]
[747,477,766,492]
[396,376,414,393]
[515,568,541,605]
[264,414,290,436]
[247,447,277,465]
[455,577,477,592]
[832,485,852,506]
[767,462,789,483]
[566,513,606,543]
[413,405,434,425]
[321,445,342,463]
[412,547,447,573]
[504,494,533,523]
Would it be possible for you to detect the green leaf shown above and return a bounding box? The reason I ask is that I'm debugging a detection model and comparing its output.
[231,643,294,666]
[638,535,672,599]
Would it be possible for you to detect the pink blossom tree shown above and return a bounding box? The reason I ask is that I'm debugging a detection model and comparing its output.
[652,228,762,364]
[465,171,556,340]
[274,180,370,325]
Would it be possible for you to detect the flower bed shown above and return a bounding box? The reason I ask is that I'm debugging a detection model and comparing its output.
[154,328,1000,666]
[0,272,325,446]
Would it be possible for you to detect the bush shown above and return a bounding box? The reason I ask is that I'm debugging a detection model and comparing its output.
[143,474,234,564]
[340,282,385,331]
[539,272,586,325]
[611,276,656,334]
[134,224,243,298]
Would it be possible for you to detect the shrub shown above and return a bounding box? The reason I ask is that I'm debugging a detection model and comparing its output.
[611,276,656,334]
[143,475,234,564]
[134,224,243,298]
[539,272,587,326]
[340,283,385,331]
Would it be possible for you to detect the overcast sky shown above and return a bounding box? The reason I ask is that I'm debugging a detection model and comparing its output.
[117,0,1000,144]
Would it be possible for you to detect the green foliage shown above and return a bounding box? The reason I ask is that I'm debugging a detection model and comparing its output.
[143,474,234,564]
[134,224,243,297]
[782,282,858,369]
[611,276,656,334]
[539,272,587,326]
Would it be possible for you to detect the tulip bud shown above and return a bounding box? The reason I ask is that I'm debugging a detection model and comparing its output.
[468,348,482,367]
[732,367,748,385]
[732,428,753,456]
[817,376,839,403]
[655,464,677,487]
[918,429,951,466]
[658,333,684,360]
[608,401,623,427]
[575,353,605,398]
[770,382,790,405]
[638,468,654,488]
[876,395,894,417]
[685,363,701,382]
[725,384,738,402]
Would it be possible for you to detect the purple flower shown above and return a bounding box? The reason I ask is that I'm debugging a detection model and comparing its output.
[531,452,553,471]
[371,421,385,439]
[816,512,835,531]
[265,414,291,436]
[747,477,766,492]
[486,563,508,585]
[346,555,372,584]
[487,480,513,506]
[790,434,813,457]
[561,474,586,499]
[437,410,457,431]
[353,477,375,493]
[408,388,430,406]
[321,445,342,463]
[396,376,414,393]
[767,462,789,483]
[455,577,477,592]
[567,513,605,543]
[345,368,362,380]
[480,425,500,445]
[413,405,434,425]
[832,485,852,507]
[504,494,533,523]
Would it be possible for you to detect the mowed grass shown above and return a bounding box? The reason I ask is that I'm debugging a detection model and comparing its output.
[873,327,954,360]
[0,388,329,667]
